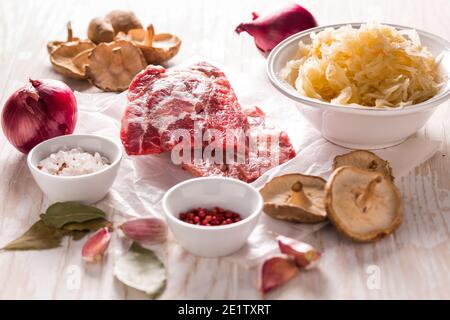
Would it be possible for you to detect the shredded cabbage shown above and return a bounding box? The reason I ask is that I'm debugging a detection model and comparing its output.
[282,23,442,108]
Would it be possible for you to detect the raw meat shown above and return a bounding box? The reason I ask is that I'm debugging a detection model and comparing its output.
[121,62,247,155]
[120,62,296,182]
[181,106,296,182]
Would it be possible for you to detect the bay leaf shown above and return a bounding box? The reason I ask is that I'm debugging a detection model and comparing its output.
[41,202,106,229]
[67,230,89,241]
[2,220,65,250]
[114,242,166,298]
[63,218,112,241]
[63,218,112,232]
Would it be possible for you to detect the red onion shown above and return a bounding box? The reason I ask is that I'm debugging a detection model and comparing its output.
[235,3,317,57]
[1,79,77,154]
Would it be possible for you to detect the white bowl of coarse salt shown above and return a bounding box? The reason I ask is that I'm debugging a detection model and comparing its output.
[27,134,122,204]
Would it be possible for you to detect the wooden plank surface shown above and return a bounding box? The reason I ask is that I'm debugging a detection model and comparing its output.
[0,0,449,299]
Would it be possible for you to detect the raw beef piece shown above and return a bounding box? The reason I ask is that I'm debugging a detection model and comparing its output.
[121,62,247,155]
[181,107,296,183]
[120,62,296,182]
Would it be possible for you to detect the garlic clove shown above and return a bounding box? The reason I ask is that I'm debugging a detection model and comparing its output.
[277,235,321,269]
[119,218,167,244]
[260,255,299,294]
[82,227,111,262]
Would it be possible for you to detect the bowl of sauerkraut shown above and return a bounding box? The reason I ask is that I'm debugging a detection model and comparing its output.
[267,22,449,149]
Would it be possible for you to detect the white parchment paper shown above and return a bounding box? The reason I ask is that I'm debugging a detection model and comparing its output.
[74,59,441,267]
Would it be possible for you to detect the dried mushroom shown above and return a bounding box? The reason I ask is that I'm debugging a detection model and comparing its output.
[106,10,142,34]
[260,174,327,223]
[47,22,81,54]
[48,23,95,79]
[116,24,181,64]
[86,40,147,92]
[325,166,403,242]
[88,10,142,44]
[333,150,394,180]
[88,17,115,44]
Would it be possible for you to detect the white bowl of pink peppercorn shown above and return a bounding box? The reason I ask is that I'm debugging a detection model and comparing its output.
[162,177,263,257]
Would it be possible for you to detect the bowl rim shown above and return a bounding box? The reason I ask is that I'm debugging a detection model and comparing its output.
[162,176,263,231]
[27,134,123,180]
[267,22,450,116]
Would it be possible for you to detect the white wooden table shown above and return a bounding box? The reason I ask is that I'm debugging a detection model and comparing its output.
[0,0,449,299]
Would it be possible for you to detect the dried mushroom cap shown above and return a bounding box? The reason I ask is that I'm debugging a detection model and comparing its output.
[149,33,182,64]
[47,22,81,54]
[260,174,327,223]
[88,17,115,44]
[50,44,95,80]
[117,25,181,64]
[325,166,403,242]
[49,23,95,79]
[86,40,147,92]
[105,10,142,34]
[87,10,142,45]
[333,150,394,180]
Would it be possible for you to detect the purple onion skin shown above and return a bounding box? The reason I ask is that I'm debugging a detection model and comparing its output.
[235,3,318,58]
[1,79,77,154]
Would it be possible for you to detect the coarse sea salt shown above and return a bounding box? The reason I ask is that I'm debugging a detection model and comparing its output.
[37,147,110,176]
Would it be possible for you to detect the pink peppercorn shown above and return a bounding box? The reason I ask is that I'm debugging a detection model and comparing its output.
[178,207,242,227]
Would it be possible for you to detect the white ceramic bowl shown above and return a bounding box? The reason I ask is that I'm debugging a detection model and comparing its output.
[268,23,450,149]
[162,177,263,257]
[27,134,122,204]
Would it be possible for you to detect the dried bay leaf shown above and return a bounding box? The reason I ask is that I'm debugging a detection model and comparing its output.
[2,220,66,250]
[4,202,112,250]
[63,218,112,232]
[63,218,112,241]
[41,202,106,228]
[68,230,89,241]
[114,242,166,298]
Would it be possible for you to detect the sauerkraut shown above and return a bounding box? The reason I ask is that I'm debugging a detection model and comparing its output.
[282,23,442,108]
